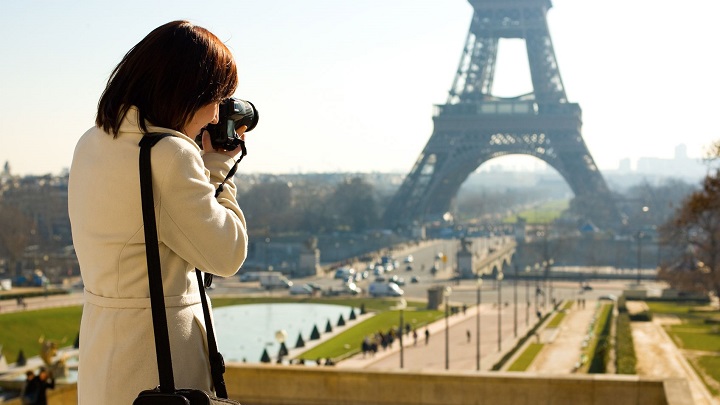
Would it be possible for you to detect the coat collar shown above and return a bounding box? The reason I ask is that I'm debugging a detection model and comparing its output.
[118,106,201,152]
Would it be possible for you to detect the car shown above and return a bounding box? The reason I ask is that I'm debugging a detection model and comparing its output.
[324,282,362,296]
[239,272,261,282]
[403,255,414,263]
[598,294,617,301]
[410,276,419,284]
[305,282,323,292]
[390,275,406,286]
[405,265,413,272]
[368,281,404,297]
[373,266,385,276]
[289,284,314,295]
[334,267,356,280]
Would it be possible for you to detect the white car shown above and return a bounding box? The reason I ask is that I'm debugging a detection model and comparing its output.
[289,284,314,295]
[368,282,404,297]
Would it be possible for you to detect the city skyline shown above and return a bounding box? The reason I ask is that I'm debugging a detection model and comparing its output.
[1,0,719,176]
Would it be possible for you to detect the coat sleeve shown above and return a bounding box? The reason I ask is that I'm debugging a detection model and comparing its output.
[155,140,248,277]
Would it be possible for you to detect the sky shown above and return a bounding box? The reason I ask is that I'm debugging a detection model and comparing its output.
[1,0,719,177]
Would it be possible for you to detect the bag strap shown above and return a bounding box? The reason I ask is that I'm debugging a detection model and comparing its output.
[139,134,176,393]
[139,134,229,398]
[195,270,228,398]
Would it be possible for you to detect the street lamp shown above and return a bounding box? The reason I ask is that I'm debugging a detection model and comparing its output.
[547,259,555,308]
[637,205,649,286]
[496,272,504,352]
[391,298,408,368]
[444,286,452,370]
[513,265,518,338]
[534,263,540,313]
[476,278,483,371]
[524,265,531,327]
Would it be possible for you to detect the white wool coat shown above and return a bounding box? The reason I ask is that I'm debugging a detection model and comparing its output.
[68,107,248,405]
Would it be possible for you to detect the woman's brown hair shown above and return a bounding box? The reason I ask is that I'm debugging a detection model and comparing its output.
[96,20,238,136]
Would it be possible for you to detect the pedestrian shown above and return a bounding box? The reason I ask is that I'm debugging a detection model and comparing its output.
[67,21,249,405]
[466,329,471,343]
[21,370,37,405]
[412,328,418,346]
[29,367,55,405]
[424,327,430,345]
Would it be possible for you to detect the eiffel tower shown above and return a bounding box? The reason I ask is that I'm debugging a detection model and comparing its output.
[384,0,617,228]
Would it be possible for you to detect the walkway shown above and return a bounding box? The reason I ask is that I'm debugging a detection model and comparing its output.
[632,312,715,405]
[334,297,717,405]
[524,300,595,373]
[338,302,533,371]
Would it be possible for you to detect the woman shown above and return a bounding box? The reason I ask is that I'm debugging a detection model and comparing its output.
[68,21,248,404]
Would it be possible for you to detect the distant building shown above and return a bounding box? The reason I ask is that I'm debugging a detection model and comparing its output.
[635,143,707,179]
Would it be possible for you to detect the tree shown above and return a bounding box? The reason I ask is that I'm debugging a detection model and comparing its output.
[326,177,379,232]
[238,182,296,231]
[659,172,720,296]
[0,202,35,277]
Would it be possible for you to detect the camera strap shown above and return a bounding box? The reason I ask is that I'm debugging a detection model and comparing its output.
[139,133,230,398]
[214,139,246,198]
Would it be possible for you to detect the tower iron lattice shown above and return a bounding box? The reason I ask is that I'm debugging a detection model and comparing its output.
[384,0,617,228]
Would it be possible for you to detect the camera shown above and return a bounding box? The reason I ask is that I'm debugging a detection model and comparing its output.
[202,97,259,151]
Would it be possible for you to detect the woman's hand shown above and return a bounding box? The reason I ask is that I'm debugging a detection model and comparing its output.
[201,125,248,158]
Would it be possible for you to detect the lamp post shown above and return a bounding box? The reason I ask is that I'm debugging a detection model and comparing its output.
[476,278,483,371]
[391,298,408,369]
[524,266,531,326]
[513,265,518,338]
[637,205,649,286]
[534,263,540,312]
[444,286,452,370]
[496,272,504,352]
[264,237,271,270]
[547,259,555,308]
[541,260,548,310]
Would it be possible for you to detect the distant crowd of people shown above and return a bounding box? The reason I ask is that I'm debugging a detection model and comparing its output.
[21,367,55,405]
[360,325,432,358]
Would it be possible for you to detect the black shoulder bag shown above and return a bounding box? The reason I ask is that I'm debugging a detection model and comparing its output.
[133,134,241,405]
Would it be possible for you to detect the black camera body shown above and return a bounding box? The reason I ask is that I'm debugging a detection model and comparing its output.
[204,98,259,151]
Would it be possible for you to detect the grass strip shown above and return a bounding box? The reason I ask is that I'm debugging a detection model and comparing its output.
[584,303,612,373]
[546,311,566,329]
[296,308,443,361]
[507,343,544,371]
[615,311,636,374]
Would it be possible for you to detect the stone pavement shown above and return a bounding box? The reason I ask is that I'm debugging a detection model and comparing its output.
[523,300,596,373]
[632,314,716,405]
[337,301,534,371]
[334,297,717,405]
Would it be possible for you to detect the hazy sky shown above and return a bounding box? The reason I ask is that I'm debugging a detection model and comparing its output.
[1,0,719,176]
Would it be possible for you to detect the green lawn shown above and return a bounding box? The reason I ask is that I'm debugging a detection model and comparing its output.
[646,300,720,397]
[0,306,82,363]
[507,343,544,371]
[697,356,720,396]
[0,297,433,364]
[297,308,443,361]
[503,200,569,225]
